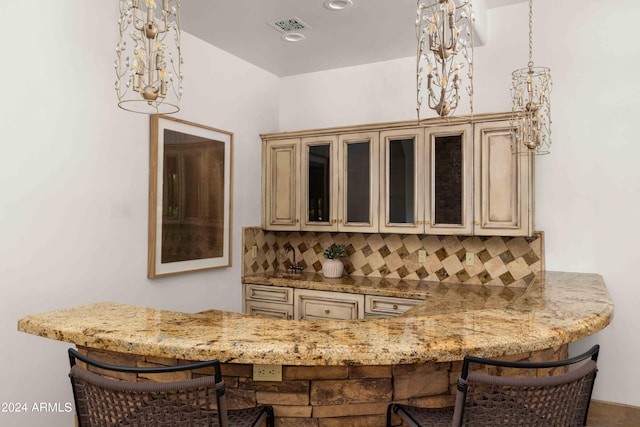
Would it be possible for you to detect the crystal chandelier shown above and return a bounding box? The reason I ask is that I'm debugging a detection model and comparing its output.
[115,0,183,114]
[416,0,474,118]
[510,0,552,155]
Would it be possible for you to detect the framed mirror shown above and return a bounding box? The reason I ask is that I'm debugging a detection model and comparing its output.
[148,115,233,278]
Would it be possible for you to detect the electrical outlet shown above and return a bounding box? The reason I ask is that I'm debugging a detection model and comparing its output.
[253,364,282,381]
[465,252,475,266]
[251,245,258,259]
[418,250,426,263]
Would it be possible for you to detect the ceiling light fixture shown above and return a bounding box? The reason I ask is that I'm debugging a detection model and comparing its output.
[281,32,306,42]
[510,0,552,155]
[115,0,183,114]
[416,0,474,119]
[324,0,354,11]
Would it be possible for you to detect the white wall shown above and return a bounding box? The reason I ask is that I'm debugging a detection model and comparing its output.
[279,0,640,407]
[0,1,278,426]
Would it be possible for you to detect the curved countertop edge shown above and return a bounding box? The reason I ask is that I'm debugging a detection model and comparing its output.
[17,271,613,366]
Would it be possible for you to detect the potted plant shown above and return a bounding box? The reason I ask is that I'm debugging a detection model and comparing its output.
[322,243,346,278]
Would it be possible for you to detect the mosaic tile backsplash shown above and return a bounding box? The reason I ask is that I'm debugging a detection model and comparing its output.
[242,227,544,287]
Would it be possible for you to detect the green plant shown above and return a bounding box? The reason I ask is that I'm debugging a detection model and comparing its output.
[323,243,346,259]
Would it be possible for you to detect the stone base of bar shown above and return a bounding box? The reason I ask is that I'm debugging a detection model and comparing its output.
[77,345,568,427]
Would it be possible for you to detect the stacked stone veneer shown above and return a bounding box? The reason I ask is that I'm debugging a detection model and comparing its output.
[77,345,568,427]
[243,227,544,287]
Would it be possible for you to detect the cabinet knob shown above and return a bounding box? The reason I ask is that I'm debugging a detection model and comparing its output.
[338,219,343,224]
[475,221,480,225]
[417,220,423,225]
[425,220,430,225]
[332,219,337,224]
[296,219,299,223]
[392,304,398,310]
[324,309,330,315]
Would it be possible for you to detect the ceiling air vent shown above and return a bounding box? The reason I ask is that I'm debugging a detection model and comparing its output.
[267,16,311,33]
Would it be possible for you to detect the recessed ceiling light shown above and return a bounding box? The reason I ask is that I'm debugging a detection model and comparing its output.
[281,32,306,42]
[324,0,353,11]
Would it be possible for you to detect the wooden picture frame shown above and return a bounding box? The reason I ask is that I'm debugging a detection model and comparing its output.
[148,115,233,278]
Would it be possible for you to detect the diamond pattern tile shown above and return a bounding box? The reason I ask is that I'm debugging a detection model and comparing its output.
[242,227,544,286]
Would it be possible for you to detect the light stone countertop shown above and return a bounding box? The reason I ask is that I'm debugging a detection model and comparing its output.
[17,271,613,366]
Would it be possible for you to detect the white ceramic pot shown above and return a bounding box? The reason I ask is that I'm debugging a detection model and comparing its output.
[322,259,344,278]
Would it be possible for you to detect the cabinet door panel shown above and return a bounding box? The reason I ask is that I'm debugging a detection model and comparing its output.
[294,289,364,320]
[338,132,379,232]
[380,129,424,234]
[425,124,473,235]
[474,121,531,236]
[301,136,338,231]
[263,139,300,230]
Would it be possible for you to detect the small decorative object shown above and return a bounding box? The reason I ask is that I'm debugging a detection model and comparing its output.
[322,244,346,278]
[115,0,183,114]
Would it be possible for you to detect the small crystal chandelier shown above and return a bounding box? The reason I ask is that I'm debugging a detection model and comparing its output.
[115,0,183,114]
[416,0,474,118]
[510,0,552,155]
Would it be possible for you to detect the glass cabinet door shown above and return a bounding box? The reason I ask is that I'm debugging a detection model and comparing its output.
[380,129,424,233]
[338,132,379,232]
[425,124,473,234]
[301,136,338,231]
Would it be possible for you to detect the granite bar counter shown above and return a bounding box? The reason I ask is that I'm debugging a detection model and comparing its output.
[18,271,612,366]
[17,271,613,426]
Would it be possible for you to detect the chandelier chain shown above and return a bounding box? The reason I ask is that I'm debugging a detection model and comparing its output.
[528,0,534,68]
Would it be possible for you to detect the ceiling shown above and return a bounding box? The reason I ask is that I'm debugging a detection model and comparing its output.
[181,0,527,77]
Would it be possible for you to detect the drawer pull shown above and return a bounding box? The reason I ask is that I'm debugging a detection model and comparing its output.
[393,304,398,310]
[324,309,330,315]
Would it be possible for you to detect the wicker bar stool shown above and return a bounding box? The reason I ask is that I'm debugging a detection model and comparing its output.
[68,348,274,427]
[387,345,600,427]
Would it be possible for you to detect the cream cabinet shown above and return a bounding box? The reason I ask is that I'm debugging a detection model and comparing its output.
[337,132,379,233]
[265,133,379,233]
[294,289,365,320]
[473,121,532,236]
[379,128,423,233]
[262,112,534,236]
[243,283,425,321]
[380,125,473,235]
[301,135,338,231]
[425,124,474,235]
[263,138,300,230]
[243,284,294,319]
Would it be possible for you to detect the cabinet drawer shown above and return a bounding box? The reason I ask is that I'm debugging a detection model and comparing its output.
[364,295,422,317]
[245,284,293,304]
[294,289,364,320]
[245,300,293,319]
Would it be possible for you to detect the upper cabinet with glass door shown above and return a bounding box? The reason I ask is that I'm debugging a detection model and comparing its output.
[265,132,379,233]
[380,125,473,235]
[301,136,338,231]
[338,132,379,233]
[425,124,473,235]
[379,129,423,233]
[262,113,534,236]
